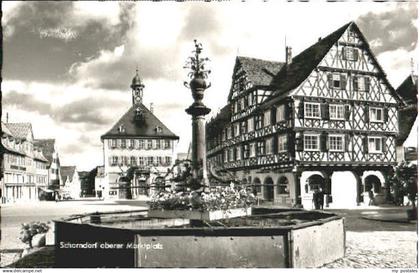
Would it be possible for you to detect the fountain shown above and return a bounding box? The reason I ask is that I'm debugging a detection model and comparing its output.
[53,41,345,268]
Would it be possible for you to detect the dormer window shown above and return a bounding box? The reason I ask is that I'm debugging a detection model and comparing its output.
[155,126,162,133]
[118,124,125,133]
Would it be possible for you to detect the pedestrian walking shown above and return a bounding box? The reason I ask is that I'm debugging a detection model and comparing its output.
[368,190,374,206]
[313,188,320,209]
[318,188,324,210]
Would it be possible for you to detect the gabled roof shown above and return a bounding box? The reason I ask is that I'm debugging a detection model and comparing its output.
[2,122,13,137]
[260,21,404,109]
[60,166,76,183]
[101,103,179,139]
[206,104,232,137]
[396,74,418,146]
[227,57,285,101]
[269,22,351,100]
[4,123,33,140]
[396,74,418,105]
[34,139,56,166]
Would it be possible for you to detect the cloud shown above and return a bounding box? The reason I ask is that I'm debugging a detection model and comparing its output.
[356,2,418,55]
[2,2,135,83]
[3,90,126,126]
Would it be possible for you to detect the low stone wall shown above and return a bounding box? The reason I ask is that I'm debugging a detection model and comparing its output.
[54,208,345,268]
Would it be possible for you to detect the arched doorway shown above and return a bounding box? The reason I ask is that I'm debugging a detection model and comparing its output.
[277,177,289,195]
[253,178,262,196]
[264,177,274,201]
[305,174,325,194]
[364,175,381,193]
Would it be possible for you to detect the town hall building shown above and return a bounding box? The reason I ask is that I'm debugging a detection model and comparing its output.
[100,69,179,199]
[206,22,406,209]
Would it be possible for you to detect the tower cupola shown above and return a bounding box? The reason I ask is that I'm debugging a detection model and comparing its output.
[131,68,145,105]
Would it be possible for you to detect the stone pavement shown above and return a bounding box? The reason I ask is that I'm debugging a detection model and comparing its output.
[323,231,418,268]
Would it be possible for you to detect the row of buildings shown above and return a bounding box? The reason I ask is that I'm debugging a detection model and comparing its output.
[1,123,82,203]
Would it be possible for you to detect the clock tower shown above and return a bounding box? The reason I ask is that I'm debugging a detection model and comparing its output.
[131,68,144,105]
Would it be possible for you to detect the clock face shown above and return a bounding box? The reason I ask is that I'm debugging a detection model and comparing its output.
[135,96,141,103]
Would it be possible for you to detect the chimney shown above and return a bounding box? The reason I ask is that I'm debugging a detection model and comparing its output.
[150,103,154,114]
[285,46,292,65]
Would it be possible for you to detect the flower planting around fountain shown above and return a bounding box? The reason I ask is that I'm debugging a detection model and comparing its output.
[148,184,256,221]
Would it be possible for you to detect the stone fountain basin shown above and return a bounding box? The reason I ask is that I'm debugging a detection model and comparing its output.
[54,207,345,268]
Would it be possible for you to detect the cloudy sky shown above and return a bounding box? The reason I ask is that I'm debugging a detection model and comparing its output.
[2,1,418,171]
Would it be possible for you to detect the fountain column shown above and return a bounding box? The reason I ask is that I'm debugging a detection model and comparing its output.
[184,40,211,190]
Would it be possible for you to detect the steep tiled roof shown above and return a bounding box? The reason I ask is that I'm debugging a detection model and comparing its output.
[396,75,418,146]
[228,57,284,101]
[60,166,76,183]
[396,75,418,105]
[101,103,179,139]
[4,123,33,140]
[237,56,284,86]
[34,139,56,166]
[269,22,352,100]
[2,122,13,136]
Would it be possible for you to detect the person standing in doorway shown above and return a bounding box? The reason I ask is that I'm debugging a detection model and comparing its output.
[313,188,320,209]
[318,188,325,210]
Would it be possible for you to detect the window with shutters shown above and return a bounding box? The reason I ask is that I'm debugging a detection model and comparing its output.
[255,115,263,130]
[304,102,321,119]
[130,156,137,166]
[276,105,285,121]
[139,157,145,166]
[156,139,161,149]
[329,104,345,120]
[278,134,288,152]
[329,135,345,152]
[164,140,170,149]
[236,146,242,160]
[353,76,370,91]
[257,140,265,155]
[247,117,254,132]
[240,121,247,134]
[146,139,152,149]
[147,156,154,165]
[342,46,358,61]
[111,156,118,166]
[369,107,383,122]
[121,139,127,149]
[139,140,145,149]
[243,144,250,159]
[128,139,134,149]
[226,127,232,139]
[265,138,273,155]
[368,137,383,153]
[263,110,271,127]
[111,139,117,149]
[332,74,341,88]
[250,142,256,157]
[165,156,171,165]
[304,134,320,151]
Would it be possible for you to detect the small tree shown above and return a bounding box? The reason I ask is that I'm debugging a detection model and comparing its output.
[19,222,49,248]
[392,161,418,218]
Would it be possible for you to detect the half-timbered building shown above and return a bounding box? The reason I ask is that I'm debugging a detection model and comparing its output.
[206,22,405,209]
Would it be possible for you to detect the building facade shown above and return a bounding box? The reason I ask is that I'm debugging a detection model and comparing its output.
[1,122,49,203]
[33,139,61,192]
[206,22,404,209]
[60,166,81,199]
[101,69,179,199]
